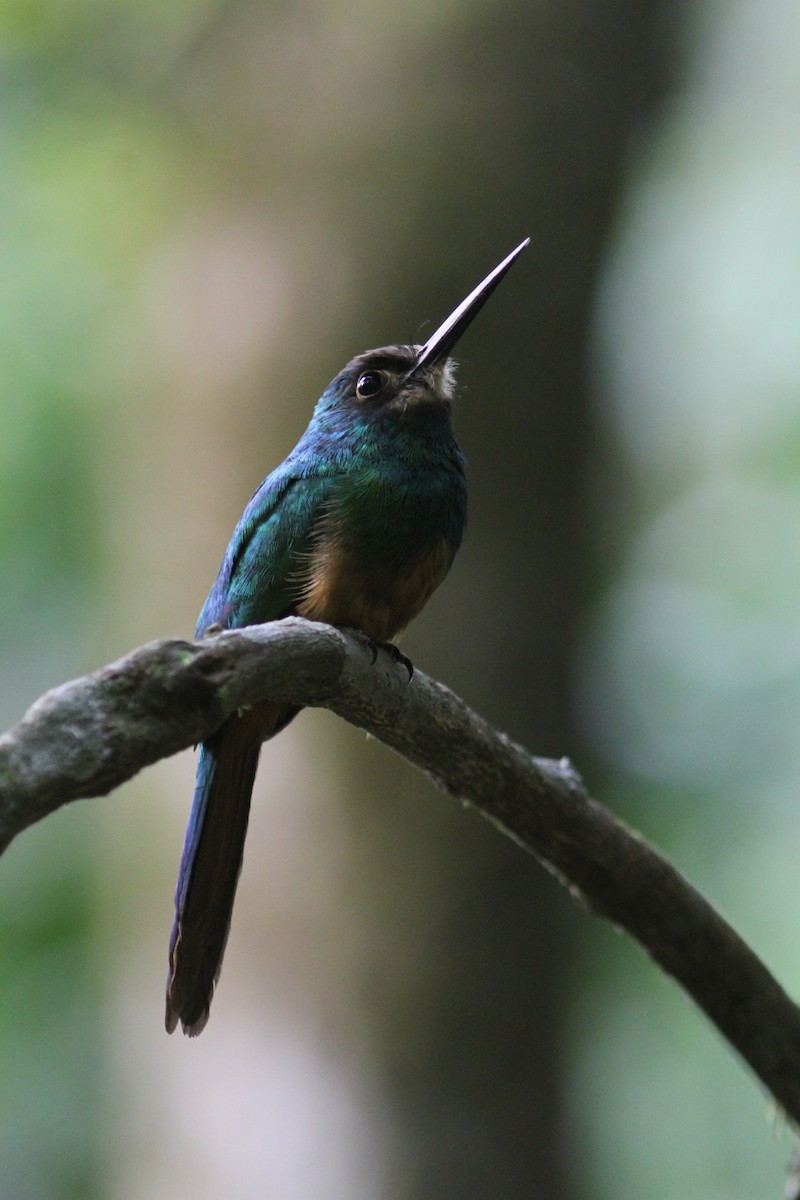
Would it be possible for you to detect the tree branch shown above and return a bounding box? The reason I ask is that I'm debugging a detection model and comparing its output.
[1,616,798,1122]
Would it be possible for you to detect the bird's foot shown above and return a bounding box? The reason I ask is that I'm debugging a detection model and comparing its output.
[381,640,414,679]
[388,642,414,679]
[354,631,414,680]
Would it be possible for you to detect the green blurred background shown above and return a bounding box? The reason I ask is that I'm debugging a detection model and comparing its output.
[2,0,800,1196]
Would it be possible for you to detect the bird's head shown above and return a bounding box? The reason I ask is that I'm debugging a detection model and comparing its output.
[314,238,529,427]
[321,344,457,423]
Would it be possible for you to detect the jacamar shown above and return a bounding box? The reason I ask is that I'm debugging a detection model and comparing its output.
[166,239,529,1035]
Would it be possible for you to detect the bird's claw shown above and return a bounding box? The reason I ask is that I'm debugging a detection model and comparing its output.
[383,642,414,680]
[355,631,414,680]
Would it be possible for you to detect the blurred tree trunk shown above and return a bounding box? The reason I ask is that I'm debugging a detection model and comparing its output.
[162,1,679,1195]
[340,4,677,1198]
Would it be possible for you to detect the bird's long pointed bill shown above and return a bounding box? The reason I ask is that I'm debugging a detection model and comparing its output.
[408,237,530,378]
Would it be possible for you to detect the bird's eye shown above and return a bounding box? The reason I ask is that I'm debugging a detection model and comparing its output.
[356,371,387,400]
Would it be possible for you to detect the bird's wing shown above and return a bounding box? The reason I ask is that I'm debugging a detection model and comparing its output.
[196,466,332,634]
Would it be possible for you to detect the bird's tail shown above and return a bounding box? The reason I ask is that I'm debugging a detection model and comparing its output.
[165,704,295,1036]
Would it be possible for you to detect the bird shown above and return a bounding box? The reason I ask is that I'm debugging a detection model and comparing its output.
[165,238,529,1035]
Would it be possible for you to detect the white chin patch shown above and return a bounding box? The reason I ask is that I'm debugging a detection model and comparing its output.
[436,357,458,401]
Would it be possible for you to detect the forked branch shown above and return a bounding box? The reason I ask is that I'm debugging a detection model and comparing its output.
[0,617,799,1121]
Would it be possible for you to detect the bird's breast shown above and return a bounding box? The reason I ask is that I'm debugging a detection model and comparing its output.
[297,531,454,642]
[295,464,465,642]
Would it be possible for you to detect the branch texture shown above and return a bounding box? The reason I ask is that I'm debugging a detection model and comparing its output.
[1,617,799,1123]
